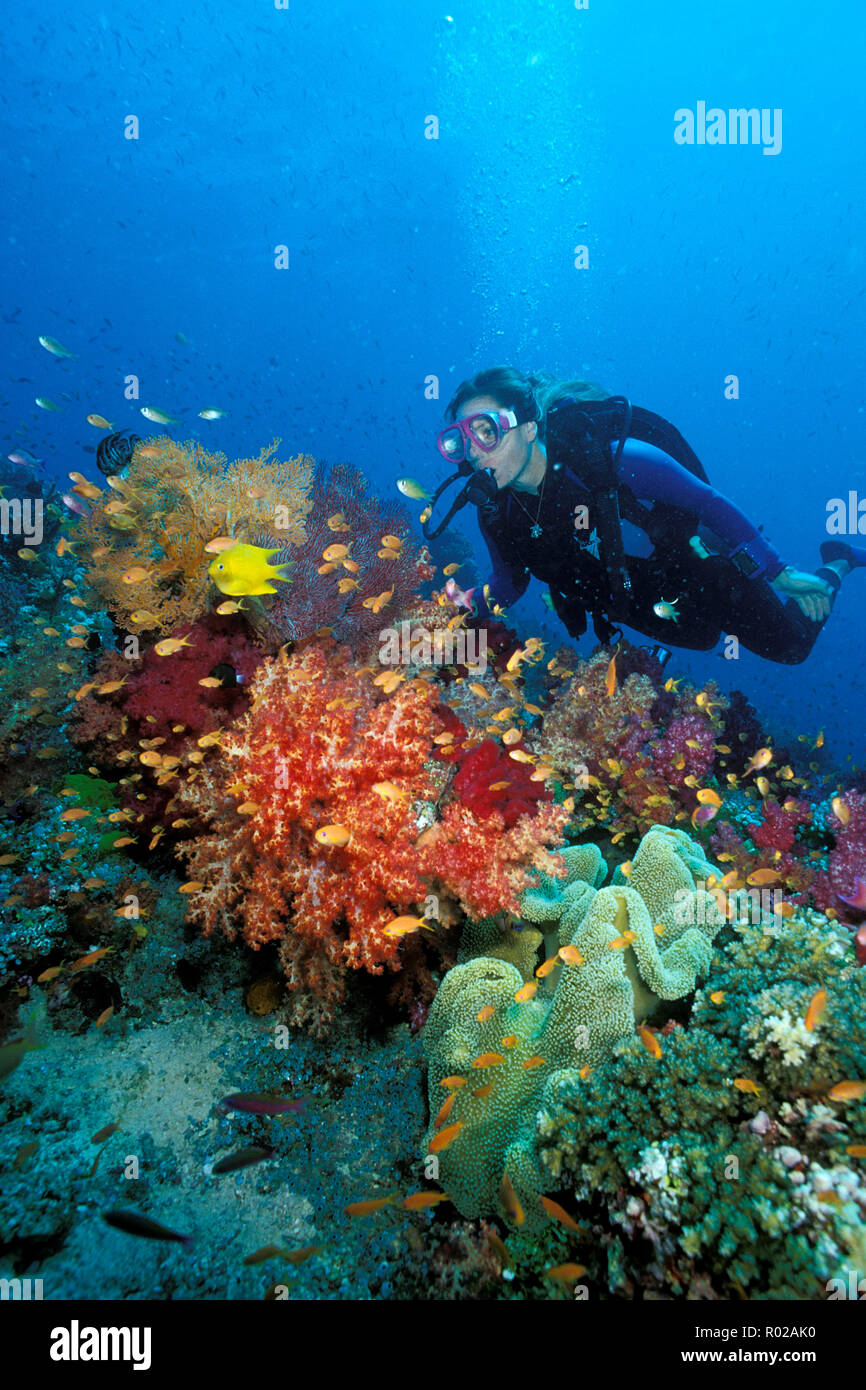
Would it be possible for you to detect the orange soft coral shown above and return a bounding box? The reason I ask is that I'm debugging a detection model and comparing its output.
[173,640,567,1031]
[75,437,314,634]
[416,801,568,919]
[174,644,444,1022]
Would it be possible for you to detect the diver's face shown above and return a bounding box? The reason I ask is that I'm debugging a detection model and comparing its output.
[460,395,536,490]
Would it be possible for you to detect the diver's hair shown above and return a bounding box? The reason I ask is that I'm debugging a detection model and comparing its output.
[445,366,611,442]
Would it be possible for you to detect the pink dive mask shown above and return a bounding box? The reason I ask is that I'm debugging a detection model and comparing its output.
[437,409,520,463]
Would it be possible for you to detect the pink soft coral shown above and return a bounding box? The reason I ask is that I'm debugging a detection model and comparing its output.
[824,792,866,920]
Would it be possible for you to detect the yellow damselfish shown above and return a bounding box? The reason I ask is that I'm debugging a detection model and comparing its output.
[208,544,293,596]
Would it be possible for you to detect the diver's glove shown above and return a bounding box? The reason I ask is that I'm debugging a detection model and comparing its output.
[771,566,834,622]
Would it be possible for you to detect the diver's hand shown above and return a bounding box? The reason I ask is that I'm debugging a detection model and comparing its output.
[771,567,834,622]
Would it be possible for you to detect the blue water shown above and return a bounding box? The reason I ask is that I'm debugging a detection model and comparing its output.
[2,0,864,758]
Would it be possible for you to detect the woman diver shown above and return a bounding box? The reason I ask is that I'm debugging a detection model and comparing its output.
[428,366,861,664]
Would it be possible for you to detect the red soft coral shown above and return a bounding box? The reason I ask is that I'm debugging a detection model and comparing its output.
[751,798,811,854]
[70,612,262,758]
[121,611,262,738]
[452,737,552,827]
[416,801,568,920]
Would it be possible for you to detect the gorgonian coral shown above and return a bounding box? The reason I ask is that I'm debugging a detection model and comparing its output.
[258,461,434,655]
[75,437,314,634]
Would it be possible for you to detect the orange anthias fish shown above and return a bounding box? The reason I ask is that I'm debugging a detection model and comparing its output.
[558,945,585,967]
[540,1196,585,1234]
[827,1080,866,1102]
[382,915,432,938]
[604,653,617,697]
[343,1194,397,1217]
[68,947,114,973]
[434,1092,456,1127]
[315,825,351,848]
[500,1173,525,1226]
[831,796,850,826]
[428,1121,464,1154]
[746,869,779,887]
[544,1263,587,1285]
[638,1025,662,1059]
[154,636,194,657]
[733,1078,761,1096]
[403,1190,450,1210]
[804,988,827,1032]
[744,747,773,776]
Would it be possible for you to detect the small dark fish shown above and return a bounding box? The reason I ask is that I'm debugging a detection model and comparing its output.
[0,1010,44,1080]
[103,1208,192,1248]
[242,1244,288,1266]
[212,1145,273,1175]
[91,1122,120,1145]
[209,663,241,689]
[221,1092,306,1116]
[95,430,140,478]
[14,1141,38,1169]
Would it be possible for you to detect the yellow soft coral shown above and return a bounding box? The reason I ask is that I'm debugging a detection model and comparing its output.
[77,438,314,634]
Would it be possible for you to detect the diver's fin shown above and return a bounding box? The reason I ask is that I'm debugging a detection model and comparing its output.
[820,540,866,570]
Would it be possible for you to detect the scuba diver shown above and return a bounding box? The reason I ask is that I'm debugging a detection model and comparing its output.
[424,366,862,664]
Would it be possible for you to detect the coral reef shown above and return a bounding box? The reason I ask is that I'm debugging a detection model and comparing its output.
[75,438,314,634]
[535,905,866,1298]
[421,826,726,1229]
[173,641,568,1032]
[261,461,435,653]
[2,438,865,1305]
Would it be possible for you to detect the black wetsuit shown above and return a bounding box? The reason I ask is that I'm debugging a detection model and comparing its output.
[474,408,830,664]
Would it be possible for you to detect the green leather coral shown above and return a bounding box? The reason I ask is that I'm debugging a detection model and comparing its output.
[422,826,726,1229]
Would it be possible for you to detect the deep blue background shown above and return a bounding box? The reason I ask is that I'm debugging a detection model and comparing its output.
[2,0,863,762]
